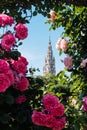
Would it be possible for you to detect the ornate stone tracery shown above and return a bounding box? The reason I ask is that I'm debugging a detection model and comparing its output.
[43,39,56,75]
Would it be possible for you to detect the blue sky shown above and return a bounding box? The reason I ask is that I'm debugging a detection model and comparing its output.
[18,14,65,75]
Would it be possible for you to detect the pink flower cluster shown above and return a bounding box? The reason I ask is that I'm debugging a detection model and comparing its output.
[0,14,29,93]
[32,94,66,130]
[15,95,27,104]
[11,56,29,91]
[0,14,28,52]
[63,55,73,70]
[81,59,87,68]
[56,38,69,52]
[49,10,56,22]
[83,97,87,112]
[0,57,29,93]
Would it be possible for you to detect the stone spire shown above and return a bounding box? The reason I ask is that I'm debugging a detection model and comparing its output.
[43,38,56,75]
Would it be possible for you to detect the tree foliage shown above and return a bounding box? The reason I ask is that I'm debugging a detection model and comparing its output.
[0,0,87,24]
[46,3,87,130]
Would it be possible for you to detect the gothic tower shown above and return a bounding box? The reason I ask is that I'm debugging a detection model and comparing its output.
[43,38,56,75]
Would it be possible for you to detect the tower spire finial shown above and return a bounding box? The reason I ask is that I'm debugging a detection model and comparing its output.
[49,36,51,44]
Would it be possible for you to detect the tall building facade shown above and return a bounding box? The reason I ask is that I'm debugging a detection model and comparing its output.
[43,39,56,75]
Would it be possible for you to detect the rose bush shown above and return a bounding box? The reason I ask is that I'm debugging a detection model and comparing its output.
[48,5,87,129]
[0,14,29,93]
[0,14,32,130]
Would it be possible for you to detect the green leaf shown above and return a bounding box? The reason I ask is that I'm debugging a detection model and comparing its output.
[16,112,27,124]
[33,11,37,16]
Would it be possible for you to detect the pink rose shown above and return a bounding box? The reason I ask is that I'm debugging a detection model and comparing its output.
[56,38,62,50]
[6,70,14,86]
[0,74,11,92]
[51,103,65,117]
[49,10,56,22]
[0,14,14,26]
[14,23,28,40]
[42,94,59,111]
[15,95,27,104]
[45,115,56,128]
[32,110,46,126]
[11,59,27,74]
[56,38,68,52]
[0,59,10,73]
[16,77,29,91]
[18,56,28,65]
[1,33,16,51]
[60,39,68,52]
[83,97,87,112]
[0,59,14,90]
[13,72,24,84]
[64,56,73,70]
[81,59,87,68]
[53,117,66,130]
